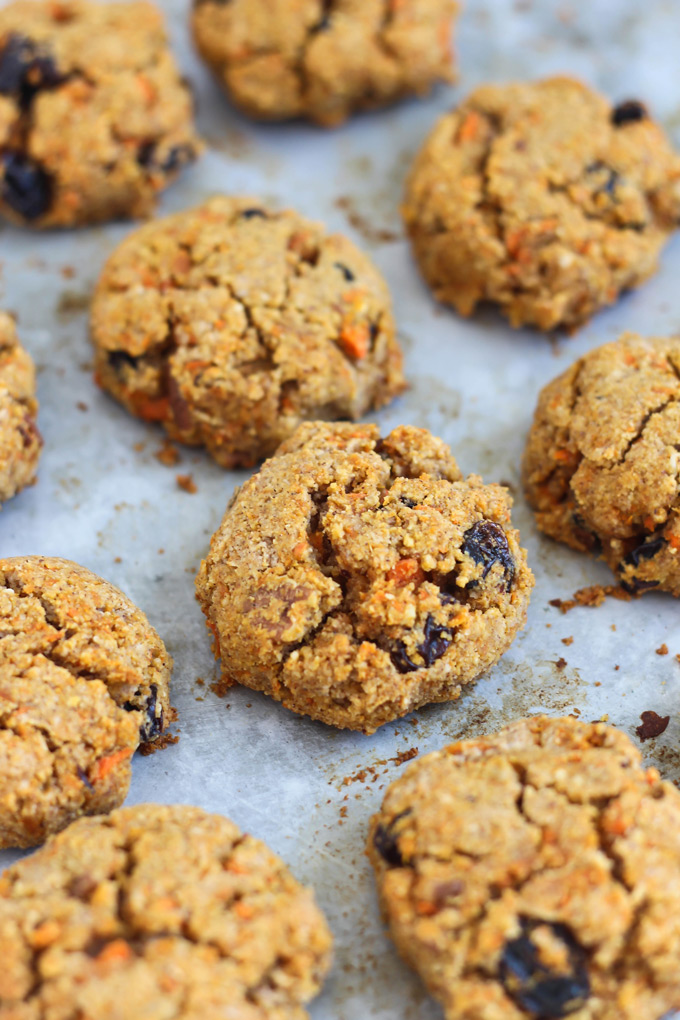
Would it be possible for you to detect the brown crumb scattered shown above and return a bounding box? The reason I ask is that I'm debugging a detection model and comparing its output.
[61,265,76,279]
[75,401,88,412]
[155,441,181,467]
[390,746,419,766]
[176,473,197,494]
[554,657,567,670]
[210,677,235,698]
[334,195,400,245]
[114,556,122,564]
[549,584,632,614]
[133,441,146,453]
[636,711,670,742]
[195,677,205,687]
[656,643,669,656]
[676,654,680,665]
[561,636,574,646]
[158,548,164,555]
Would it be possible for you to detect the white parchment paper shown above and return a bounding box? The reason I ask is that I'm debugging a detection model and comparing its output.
[1,2,680,1017]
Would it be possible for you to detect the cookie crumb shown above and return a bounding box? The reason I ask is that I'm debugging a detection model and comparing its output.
[176,473,197,494]
[656,643,669,656]
[554,657,567,670]
[391,747,419,766]
[549,584,632,613]
[561,636,574,646]
[636,711,670,742]
[139,732,180,755]
[155,441,181,466]
[76,401,88,412]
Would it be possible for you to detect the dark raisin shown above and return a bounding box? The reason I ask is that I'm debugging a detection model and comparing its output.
[0,34,62,108]
[1,152,51,220]
[570,512,602,555]
[417,614,452,667]
[461,520,515,591]
[107,350,140,373]
[123,684,163,742]
[314,0,333,30]
[612,100,648,126]
[390,641,419,674]
[76,766,94,791]
[373,809,411,867]
[585,161,619,198]
[500,919,590,1017]
[137,142,196,174]
[240,207,267,219]
[334,262,355,282]
[620,577,660,593]
[622,535,666,569]
[400,497,418,509]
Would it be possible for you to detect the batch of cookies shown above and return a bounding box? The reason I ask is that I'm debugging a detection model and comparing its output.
[1,2,679,1019]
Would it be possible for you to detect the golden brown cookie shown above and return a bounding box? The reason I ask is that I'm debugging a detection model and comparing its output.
[403,77,680,332]
[522,333,680,596]
[0,804,333,1019]
[0,0,201,227]
[195,421,533,733]
[368,716,680,1020]
[0,312,41,506]
[0,556,173,849]
[191,0,458,127]
[91,196,405,468]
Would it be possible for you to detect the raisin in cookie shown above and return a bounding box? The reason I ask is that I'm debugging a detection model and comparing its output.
[403,77,680,332]
[523,334,680,596]
[192,0,458,127]
[0,0,200,228]
[368,715,680,1020]
[0,556,173,849]
[0,804,333,1019]
[195,421,533,733]
[91,197,405,468]
[0,312,41,506]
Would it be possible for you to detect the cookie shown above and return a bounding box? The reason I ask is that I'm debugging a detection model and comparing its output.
[522,333,680,596]
[368,715,680,1020]
[91,197,405,469]
[195,421,533,733]
[0,0,201,228]
[0,312,41,506]
[403,77,680,332]
[0,803,333,1019]
[191,0,458,127]
[0,556,173,849]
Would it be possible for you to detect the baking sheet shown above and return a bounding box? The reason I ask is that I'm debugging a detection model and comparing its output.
[2,1,680,1017]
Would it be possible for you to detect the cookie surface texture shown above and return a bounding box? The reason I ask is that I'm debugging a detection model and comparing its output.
[195,421,533,733]
[0,0,200,227]
[403,77,680,331]
[0,556,172,849]
[192,0,458,127]
[368,715,680,1020]
[522,333,680,596]
[91,197,405,468]
[0,803,333,1019]
[0,312,41,505]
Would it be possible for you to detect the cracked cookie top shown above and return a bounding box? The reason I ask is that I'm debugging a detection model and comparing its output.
[0,803,333,1019]
[191,0,458,127]
[91,196,405,468]
[403,77,680,332]
[522,333,680,596]
[368,715,680,1020]
[0,0,200,227]
[0,311,41,505]
[0,556,173,848]
[195,421,533,733]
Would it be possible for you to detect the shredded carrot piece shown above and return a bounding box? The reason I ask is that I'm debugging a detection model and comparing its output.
[235,902,254,919]
[459,110,481,142]
[96,939,133,963]
[338,325,370,360]
[388,558,424,586]
[95,748,132,782]
[132,394,170,423]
